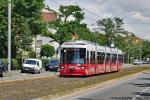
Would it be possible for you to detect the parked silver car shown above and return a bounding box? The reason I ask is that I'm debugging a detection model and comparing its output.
[21,59,42,74]
[133,59,143,65]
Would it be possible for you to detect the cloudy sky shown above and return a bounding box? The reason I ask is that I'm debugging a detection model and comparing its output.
[45,0,150,40]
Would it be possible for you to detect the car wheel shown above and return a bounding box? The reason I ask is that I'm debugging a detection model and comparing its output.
[32,71,35,74]
[45,68,48,71]
[21,70,24,73]
[0,71,4,77]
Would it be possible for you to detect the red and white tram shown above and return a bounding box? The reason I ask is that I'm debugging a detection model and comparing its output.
[59,40,123,76]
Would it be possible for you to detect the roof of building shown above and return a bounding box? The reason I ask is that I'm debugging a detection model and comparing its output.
[41,9,54,13]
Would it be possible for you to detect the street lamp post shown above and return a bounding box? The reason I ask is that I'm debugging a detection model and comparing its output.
[8,0,11,72]
[139,39,142,65]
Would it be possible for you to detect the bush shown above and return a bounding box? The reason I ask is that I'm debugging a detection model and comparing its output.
[2,59,8,65]
[2,58,20,70]
[41,58,49,68]
[40,44,55,57]
[12,59,20,70]
[28,50,36,58]
[16,57,23,68]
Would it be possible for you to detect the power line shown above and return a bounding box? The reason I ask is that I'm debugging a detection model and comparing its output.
[67,0,100,26]
[85,16,97,21]
[51,0,62,6]
[67,0,100,18]
[49,0,150,28]
[50,0,99,27]
[51,0,150,23]
[126,22,150,24]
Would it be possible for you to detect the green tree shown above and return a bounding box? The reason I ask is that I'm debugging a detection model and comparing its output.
[12,17,33,57]
[97,17,124,46]
[75,25,93,41]
[0,0,46,58]
[40,44,55,57]
[96,33,107,45]
[97,18,115,46]
[0,3,8,58]
[12,0,46,56]
[122,32,143,63]
[45,5,85,55]
[114,17,124,34]
[28,50,36,58]
[0,0,6,7]
[142,40,150,58]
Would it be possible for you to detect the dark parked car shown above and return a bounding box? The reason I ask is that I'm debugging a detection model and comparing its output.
[0,59,7,77]
[45,60,59,72]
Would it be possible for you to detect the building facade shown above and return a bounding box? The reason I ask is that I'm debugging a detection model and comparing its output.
[32,9,59,58]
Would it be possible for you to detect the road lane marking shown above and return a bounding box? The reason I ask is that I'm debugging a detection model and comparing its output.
[132,81,150,100]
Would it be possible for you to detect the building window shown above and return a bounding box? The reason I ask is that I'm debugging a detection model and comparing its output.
[36,40,42,47]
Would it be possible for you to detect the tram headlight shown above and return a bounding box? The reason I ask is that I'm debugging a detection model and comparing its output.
[81,66,85,69]
[61,66,64,69]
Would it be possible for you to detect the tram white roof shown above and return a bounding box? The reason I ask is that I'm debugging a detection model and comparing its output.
[62,40,87,48]
[62,40,123,54]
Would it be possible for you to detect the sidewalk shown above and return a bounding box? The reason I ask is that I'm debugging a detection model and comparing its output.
[0,70,58,83]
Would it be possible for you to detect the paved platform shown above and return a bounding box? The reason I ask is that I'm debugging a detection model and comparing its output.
[0,70,58,83]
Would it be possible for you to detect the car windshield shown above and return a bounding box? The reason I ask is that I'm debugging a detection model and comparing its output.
[49,60,59,65]
[24,60,37,65]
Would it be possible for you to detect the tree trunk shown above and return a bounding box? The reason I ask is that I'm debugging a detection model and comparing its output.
[58,43,61,62]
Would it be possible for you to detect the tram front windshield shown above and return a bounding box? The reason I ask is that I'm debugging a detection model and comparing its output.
[61,48,86,64]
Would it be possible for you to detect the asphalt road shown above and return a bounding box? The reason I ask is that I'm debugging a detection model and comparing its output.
[58,71,150,100]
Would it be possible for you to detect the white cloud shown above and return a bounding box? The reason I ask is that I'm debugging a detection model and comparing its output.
[124,24,134,32]
[101,13,113,18]
[131,12,150,21]
[45,0,150,39]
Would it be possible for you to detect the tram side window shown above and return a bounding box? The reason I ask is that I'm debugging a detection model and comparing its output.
[97,52,105,64]
[112,54,114,63]
[106,53,110,63]
[112,54,117,63]
[90,51,95,64]
[118,54,123,62]
[102,53,105,63]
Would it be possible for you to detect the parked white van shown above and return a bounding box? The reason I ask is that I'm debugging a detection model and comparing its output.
[21,59,42,74]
